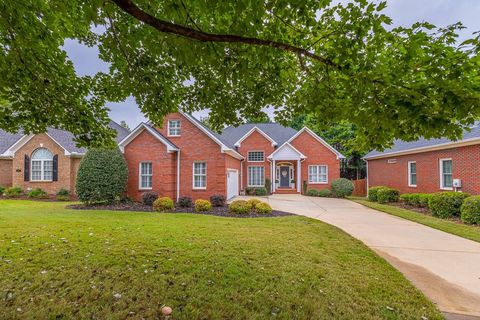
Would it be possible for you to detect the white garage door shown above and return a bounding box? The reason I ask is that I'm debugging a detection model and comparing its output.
[227,169,239,200]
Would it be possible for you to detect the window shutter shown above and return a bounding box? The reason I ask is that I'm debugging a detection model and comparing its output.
[24,154,30,181]
[52,154,58,181]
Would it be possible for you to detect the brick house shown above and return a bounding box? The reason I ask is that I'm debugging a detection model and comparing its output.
[0,112,344,200]
[364,124,480,195]
[0,122,130,195]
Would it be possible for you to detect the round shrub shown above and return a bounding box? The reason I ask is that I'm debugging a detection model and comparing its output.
[368,186,387,202]
[153,197,174,212]
[210,194,226,207]
[195,199,212,212]
[307,189,319,197]
[376,187,399,204]
[318,188,332,197]
[76,148,128,204]
[177,196,193,208]
[247,198,262,209]
[28,188,48,199]
[142,191,158,206]
[460,196,480,225]
[428,192,470,218]
[255,202,272,214]
[4,186,23,198]
[255,187,268,196]
[331,178,354,198]
[56,188,70,197]
[229,200,252,214]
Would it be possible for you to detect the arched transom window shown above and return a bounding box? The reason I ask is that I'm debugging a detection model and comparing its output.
[31,148,54,181]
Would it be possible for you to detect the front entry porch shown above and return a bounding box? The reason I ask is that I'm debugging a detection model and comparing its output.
[268,142,307,194]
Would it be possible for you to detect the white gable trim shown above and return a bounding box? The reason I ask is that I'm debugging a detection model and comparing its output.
[268,142,307,160]
[288,127,345,159]
[179,111,244,160]
[234,127,277,147]
[118,123,179,153]
[2,133,72,156]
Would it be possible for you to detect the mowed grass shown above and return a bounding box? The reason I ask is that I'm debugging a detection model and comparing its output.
[0,201,441,319]
[351,198,480,244]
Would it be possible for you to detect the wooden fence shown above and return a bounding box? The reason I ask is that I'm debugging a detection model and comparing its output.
[351,179,367,197]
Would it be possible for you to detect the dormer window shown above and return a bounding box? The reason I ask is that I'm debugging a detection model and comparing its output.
[168,120,181,136]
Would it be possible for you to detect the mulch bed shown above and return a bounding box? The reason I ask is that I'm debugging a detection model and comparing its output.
[389,202,430,214]
[67,202,294,218]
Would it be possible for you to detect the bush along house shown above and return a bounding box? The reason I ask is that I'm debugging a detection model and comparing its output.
[0,111,344,200]
[0,121,130,195]
[364,123,480,195]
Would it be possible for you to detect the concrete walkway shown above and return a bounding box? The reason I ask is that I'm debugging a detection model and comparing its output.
[238,194,480,318]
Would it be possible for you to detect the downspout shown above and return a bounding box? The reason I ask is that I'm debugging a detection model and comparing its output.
[176,150,181,201]
[364,159,369,197]
[240,158,244,192]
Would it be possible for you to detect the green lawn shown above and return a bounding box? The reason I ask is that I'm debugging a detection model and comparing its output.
[0,200,441,319]
[351,197,480,243]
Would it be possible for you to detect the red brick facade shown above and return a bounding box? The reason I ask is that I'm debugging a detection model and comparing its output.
[367,144,480,195]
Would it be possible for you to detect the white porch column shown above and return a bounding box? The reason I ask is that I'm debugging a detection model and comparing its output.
[297,159,301,193]
[272,159,276,192]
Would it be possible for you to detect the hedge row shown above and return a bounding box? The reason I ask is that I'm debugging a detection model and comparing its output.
[368,186,480,225]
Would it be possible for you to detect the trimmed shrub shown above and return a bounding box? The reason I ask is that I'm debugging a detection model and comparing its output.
[229,200,252,214]
[255,202,272,214]
[0,185,5,195]
[56,188,70,197]
[4,186,23,198]
[331,178,354,198]
[400,193,432,208]
[177,196,193,208]
[255,187,268,196]
[460,196,480,225]
[377,187,399,204]
[195,199,212,212]
[368,186,387,202]
[76,148,128,204]
[307,189,319,197]
[418,194,432,208]
[153,197,174,212]
[265,179,272,195]
[428,192,470,218]
[318,189,332,197]
[247,198,262,208]
[142,192,158,206]
[245,187,256,196]
[28,188,48,199]
[210,194,226,207]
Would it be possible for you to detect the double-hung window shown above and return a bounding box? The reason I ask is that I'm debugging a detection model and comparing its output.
[168,120,181,136]
[440,159,453,190]
[31,148,53,181]
[139,162,153,190]
[308,165,328,184]
[193,162,207,189]
[248,151,264,162]
[248,166,264,187]
[408,161,417,187]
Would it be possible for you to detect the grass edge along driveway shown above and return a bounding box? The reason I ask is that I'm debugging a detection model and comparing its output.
[0,200,442,319]
[350,197,480,244]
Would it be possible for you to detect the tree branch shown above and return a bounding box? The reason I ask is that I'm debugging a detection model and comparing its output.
[110,0,339,68]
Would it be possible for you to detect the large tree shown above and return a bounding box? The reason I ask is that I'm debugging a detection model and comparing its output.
[0,0,479,149]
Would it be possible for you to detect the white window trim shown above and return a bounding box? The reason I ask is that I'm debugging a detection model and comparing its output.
[247,150,265,163]
[247,165,265,187]
[138,162,153,190]
[193,162,207,190]
[439,158,453,190]
[167,120,181,137]
[408,161,417,187]
[308,165,328,184]
[31,148,54,182]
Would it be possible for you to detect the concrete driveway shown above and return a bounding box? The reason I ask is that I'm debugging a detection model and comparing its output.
[238,194,480,318]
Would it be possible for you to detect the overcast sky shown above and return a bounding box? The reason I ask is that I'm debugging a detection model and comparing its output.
[64,0,480,129]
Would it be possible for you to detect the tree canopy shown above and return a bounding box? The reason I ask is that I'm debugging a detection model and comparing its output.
[1,0,479,150]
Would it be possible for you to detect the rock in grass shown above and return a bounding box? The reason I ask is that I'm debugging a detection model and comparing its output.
[162,306,172,315]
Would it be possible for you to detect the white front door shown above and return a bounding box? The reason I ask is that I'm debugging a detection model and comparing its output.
[227,169,239,199]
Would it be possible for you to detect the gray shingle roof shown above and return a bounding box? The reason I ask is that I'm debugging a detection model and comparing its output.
[0,121,130,155]
[220,123,298,148]
[364,123,480,159]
